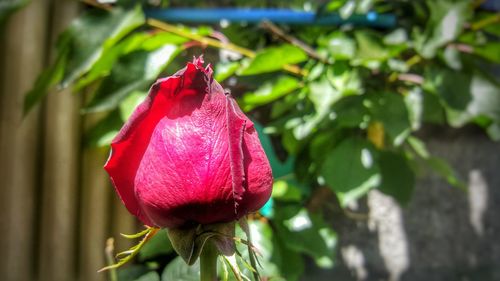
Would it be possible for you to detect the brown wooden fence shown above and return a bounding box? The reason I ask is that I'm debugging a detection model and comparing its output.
[0,1,138,281]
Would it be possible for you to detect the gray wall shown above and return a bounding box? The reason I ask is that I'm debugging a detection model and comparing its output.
[305,127,500,281]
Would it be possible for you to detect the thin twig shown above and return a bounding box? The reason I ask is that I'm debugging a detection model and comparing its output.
[343,209,370,221]
[448,43,473,53]
[398,73,424,85]
[471,13,500,31]
[261,20,329,64]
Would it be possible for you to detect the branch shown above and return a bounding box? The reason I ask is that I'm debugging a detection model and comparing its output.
[260,20,329,64]
[81,0,306,76]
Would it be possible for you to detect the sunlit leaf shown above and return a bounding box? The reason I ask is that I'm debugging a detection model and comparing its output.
[215,61,240,82]
[272,180,302,202]
[318,31,356,60]
[242,76,300,111]
[308,76,341,117]
[119,91,147,121]
[274,206,336,268]
[339,0,356,19]
[239,44,307,76]
[414,0,471,58]
[326,62,362,96]
[354,30,389,65]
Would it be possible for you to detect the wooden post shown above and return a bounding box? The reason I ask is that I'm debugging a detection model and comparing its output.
[0,0,49,280]
[79,145,111,281]
[37,1,80,281]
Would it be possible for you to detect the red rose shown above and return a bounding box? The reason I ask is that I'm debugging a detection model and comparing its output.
[104,57,273,229]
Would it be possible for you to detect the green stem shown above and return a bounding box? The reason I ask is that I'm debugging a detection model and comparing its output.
[200,240,218,281]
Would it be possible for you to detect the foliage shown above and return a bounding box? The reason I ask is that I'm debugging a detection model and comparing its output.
[23,0,500,280]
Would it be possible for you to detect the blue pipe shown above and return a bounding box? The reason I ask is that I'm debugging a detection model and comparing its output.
[145,8,397,28]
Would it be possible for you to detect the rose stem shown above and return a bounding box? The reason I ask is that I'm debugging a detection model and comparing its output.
[200,240,219,281]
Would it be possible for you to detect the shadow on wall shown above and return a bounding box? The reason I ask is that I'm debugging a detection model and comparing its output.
[304,126,500,281]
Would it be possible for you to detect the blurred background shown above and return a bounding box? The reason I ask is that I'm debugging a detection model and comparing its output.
[1,0,499,281]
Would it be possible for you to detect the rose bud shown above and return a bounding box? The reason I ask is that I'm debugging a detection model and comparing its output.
[104,57,273,229]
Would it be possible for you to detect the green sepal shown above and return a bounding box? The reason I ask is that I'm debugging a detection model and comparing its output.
[167,222,236,266]
[99,226,160,272]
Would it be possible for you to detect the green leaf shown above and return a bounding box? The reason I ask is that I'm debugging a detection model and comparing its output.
[117,265,151,281]
[119,91,147,121]
[317,31,356,60]
[83,110,122,148]
[473,42,500,63]
[24,48,68,114]
[368,93,411,146]
[139,229,173,261]
[339,0,356,19]
[425,67,472,111]
[274,206,336,268]
[331,95,369,128]
[426,69,500,126]
[75,31,187,90]
[234,219,281,279]
[242,76,300,111]
[271,180,302,202]
[426,156,466,190]
[407,136,430,159]
[443,45,462,70]
[23,5,144,114]
[254,121,294,179]
[214,61,240,82]
[62,5,145,86]
[161,257,199,281]
[487,123,500,141]
[321,137,380,206]
[270,233,304,281]
[414,0,471,58]
[378,151,415,205]
[326,62,361,96]
[462,75,500,123]
[239,44,307,76]
[135,272,161,281]
[421,90,446,124]
[404,87,423,130]
[354,31,389,62]
[84,45,180,113]
[74,32,151,90]
[383,28,408,46]
[309,76,341,117]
